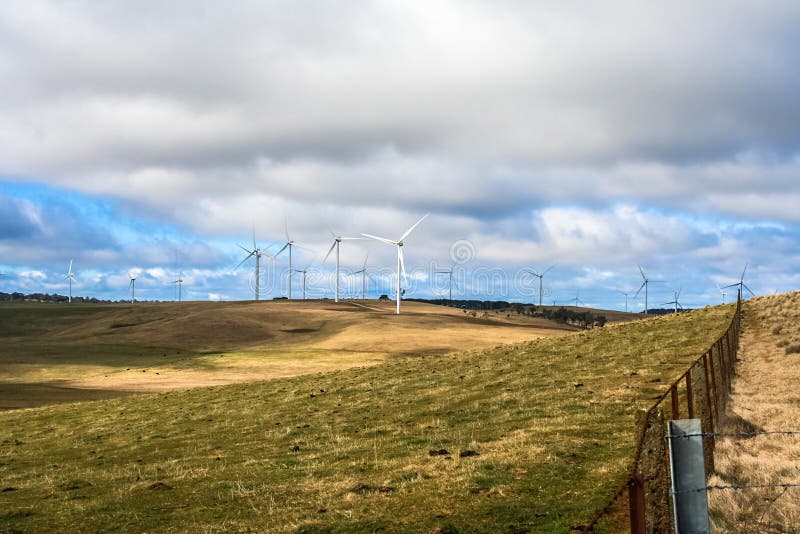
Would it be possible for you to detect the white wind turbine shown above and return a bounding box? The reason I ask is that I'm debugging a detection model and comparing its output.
[64,259,75,303]
[128,272,137,303]
[235,229,269,300]
[567,290,584,307]
[362,213,429,315]
[664,288,683,313]
[633,265,663,314]
[435,265,458,302]
[323,228,363,303]
[294,267,309,300]
[716,283,727,305]
[618,289,632,313]
[351,254,370,300]
[526,265,555,306]
[722,263,755,300]
[274,220,302,299]
[171,272,184,302]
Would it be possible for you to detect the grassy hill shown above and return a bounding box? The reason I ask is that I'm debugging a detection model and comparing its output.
[0,300,569,409]
[0,303,734,532]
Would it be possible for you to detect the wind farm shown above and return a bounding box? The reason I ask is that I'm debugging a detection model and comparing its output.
[3,2,799,532]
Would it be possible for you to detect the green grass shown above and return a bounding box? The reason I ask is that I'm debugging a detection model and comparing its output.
[0,305,734,532]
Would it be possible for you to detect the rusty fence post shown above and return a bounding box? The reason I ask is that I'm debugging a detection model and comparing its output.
[686,371,694,419]
[703,353,716,431]
[629,473,646,534]
[671,384,680,420]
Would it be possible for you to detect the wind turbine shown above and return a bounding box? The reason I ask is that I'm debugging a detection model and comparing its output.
[351,254,370,300]
[274,220,300,299]
[128,272,137,303]
[64,260,75,303]
[435,265,458,302]
[618,289,632,313]
[664,288,683,313]
[716,283,727,305]
[362,213,429,315]
[633,265,663,314]
[567,291,584,307]
[235,229,269,300]
[171,272,184,302]
[525,265,555,306]
[722,264,755,300]
[324,228,363,303]
[294,268,309,300]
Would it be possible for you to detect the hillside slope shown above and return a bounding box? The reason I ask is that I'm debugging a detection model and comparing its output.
[0,300,568,408]
[0,304,734,532]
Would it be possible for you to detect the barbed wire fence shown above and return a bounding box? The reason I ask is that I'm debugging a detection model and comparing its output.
[580,293,745,532]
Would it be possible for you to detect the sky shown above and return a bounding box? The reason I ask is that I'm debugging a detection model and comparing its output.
[1,1,799,310]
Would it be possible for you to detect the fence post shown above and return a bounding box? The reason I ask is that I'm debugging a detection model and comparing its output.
[671,384,680,420]
[708,349,719,425]
[629,473,646,534]
[702,353,716,431]
[685,371,694,419]
[667,419,711,534]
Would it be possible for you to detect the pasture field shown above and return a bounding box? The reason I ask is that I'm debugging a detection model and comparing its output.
[708,292,800,532]
[0,301,734,532]
[0,299,572,409]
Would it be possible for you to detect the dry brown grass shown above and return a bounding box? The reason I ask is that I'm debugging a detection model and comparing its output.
[708,291,800,533]
[0,300,566,405]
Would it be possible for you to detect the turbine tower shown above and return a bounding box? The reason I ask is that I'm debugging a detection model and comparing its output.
[294,268,309,300]
[618,289,631,313]
[275,220,299,299]
[664,288,683,313]
[435,265,457,302]
[351,254,370,300]
[634,265,663,314]
[525,265,555,306]
[362,213,429,315]
[236,229,269,300]
[722,263,755,300]
[128,272,137,303]
[64,260,75,303]
[324,229,363,303]
[171,272,184,302]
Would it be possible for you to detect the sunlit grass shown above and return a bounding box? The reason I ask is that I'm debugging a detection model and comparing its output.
[0,304,733,532]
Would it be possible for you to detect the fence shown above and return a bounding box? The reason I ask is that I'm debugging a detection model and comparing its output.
[582,294,743,532]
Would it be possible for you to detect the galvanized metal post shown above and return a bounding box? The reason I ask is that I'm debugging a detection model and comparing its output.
[668,419,710,534]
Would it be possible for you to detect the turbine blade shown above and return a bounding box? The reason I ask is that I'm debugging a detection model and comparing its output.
[398,213,429,242]
[284,216,290,243]
[362,253,369,269]
[740,263,748,282]
[633,280,646,298]
[252,226,257,250]
[68,259,73,275]
[339,236,364,241]
[274,243,290,257]
[722,283,739,289]
[743,283,755,296]
[237,243,253,254]
[234,252,255,270]
[323,241,337,263]
[543,264,555,276]
[638,264,646,280]
[398,247,407,284]
[361,233,396,245]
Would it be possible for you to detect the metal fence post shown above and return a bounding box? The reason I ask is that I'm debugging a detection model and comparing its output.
[668,419,710,534]
[629,473,646,534]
